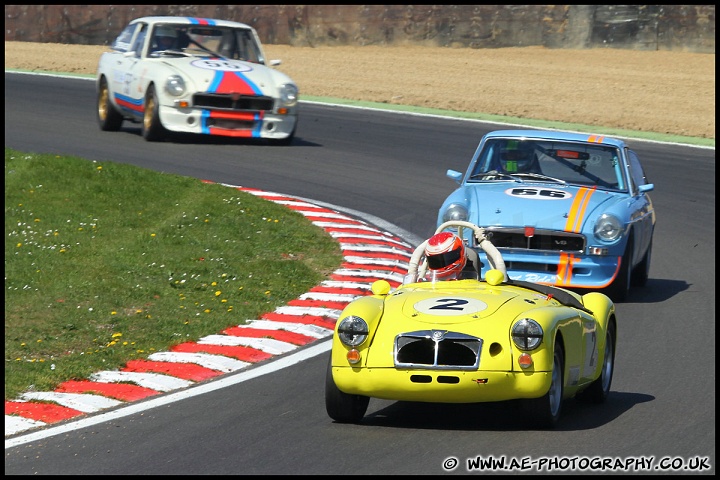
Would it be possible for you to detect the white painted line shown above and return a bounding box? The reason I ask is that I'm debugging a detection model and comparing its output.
[273,306,342,319]
[6,339,332,448]
[5,416,47,437]
[343,256,409,268]
[312,222,382,232]
[319,280,373,290]
[298,292,359,302]
[338,244,413,256]
[20,392,123,413]
[90,371,193,392]
[148,352,251,372]
[197,335,297,355]
[243,320,333,338]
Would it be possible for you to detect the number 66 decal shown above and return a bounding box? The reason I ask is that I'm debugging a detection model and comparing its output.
[414,297,488,316]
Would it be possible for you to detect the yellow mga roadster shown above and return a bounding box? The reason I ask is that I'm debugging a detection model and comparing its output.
[326,221,616,428]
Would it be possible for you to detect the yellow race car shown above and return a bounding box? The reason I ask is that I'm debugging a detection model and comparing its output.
[326,221,616,428]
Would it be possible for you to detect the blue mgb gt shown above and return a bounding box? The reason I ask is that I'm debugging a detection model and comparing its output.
[437,130,655,301]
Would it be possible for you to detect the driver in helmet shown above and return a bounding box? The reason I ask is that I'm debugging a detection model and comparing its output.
[499,143,540,174]
[424,231,468,281]
[151,26,177,52]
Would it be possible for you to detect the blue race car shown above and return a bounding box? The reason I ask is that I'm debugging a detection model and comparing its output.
[437,130,655,301]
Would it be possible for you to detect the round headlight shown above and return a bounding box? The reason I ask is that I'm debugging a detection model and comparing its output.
[279,83,298,107]
[442,203,469,223]
[165,75,186,96]
[594,213,623,242]
[337,316,368,347]
[512,318,543,351]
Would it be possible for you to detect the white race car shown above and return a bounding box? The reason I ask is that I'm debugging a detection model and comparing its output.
[96,16,299,144]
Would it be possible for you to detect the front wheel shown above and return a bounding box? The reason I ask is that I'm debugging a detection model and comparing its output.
[142,85,166,142]
[631,238,652,287]
[268,124,296,146]
[523,341,564,429]
[325,357,369,423]
[97,77,123,131]
[606,238,632,302]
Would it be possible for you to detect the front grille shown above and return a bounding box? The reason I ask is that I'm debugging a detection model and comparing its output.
[205,118,256,129]
[485,227,585,252]
[395,330,482,370]
[193,93,274,111]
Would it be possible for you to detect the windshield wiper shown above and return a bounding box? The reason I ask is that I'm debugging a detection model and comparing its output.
[512,173,567,184]
[469,170,523,182]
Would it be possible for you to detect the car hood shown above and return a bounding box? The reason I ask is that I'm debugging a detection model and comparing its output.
[375,281,538,332]
[162,57,294,96]
[467,182,616,230]
[363,281,548,368]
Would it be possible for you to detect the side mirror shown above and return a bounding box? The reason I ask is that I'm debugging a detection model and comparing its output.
[446,169,463,185]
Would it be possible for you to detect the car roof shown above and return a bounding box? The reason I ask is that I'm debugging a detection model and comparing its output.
[483,129,628,149]
[129,16,253,30]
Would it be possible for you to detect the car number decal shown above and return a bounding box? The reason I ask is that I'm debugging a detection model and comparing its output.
[413,297,488,316]
[191,59,253,72]
[504,187,572,200]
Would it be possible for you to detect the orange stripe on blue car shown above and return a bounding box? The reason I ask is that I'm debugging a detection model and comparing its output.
[564,186,597,233]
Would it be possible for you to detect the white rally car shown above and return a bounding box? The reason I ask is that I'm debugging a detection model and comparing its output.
[96,16,299,144]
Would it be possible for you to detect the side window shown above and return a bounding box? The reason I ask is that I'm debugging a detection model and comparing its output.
[111,23,139,53]
[237,30,263,63]
[131,24,149,57]
[627,150,649,193]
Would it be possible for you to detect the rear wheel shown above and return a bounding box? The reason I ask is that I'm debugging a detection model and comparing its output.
[578,320,616,403]
[325,357,369,423]
[142,85,166,142]
[97,77,123,131]
[523,341,564,429]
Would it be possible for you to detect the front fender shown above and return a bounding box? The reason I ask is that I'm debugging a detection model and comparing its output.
[581,291,616,379]
[331,294,385,367]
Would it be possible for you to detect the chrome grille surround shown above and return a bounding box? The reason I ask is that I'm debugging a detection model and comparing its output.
[394,330,482,370]
[484,227,585,253]
[192,93,274,111]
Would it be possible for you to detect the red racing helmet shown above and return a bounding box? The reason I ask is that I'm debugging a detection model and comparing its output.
[424,232,466,279]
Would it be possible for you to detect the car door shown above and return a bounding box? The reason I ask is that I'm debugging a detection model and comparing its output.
[106,22,149,119]
[626,149,655,261]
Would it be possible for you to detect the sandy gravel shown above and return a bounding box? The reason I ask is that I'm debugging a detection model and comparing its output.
[4,41,715,140]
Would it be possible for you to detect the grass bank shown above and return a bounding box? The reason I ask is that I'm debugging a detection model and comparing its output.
[4,147,343,400]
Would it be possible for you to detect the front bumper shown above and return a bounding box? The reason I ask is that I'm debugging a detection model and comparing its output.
[479,251,621,289]
[160,104,297,139]
[331,366,552,403]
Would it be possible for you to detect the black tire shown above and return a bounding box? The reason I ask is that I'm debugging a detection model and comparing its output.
[142,85,166,142]
[523,340,564,429]
[578,320,616,404]
[97,76,123,131]
[606,238,632,302]
[631,238,652,287]
[325,357,369,423]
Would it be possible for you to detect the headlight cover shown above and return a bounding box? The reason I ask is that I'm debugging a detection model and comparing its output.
[337,316,368,347]
[511,318,543,351]
[165,75,186,96]
[278,83,299,107]
[442,203,469,223]
[594,213,624,242]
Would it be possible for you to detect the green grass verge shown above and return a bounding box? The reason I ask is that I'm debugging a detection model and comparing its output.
[4,147,343,400]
